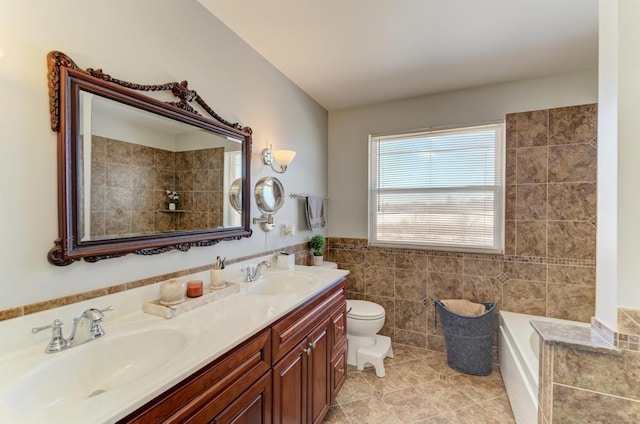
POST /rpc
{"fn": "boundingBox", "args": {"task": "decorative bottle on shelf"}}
[168,203,176,211]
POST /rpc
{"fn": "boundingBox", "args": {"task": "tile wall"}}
[538,340,640,423]
[90,136,224,238]
[326,103,598,354]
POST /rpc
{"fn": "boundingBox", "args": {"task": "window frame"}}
[368,121,505,254]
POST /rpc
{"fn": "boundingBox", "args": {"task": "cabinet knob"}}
[337,325,345,332]
[337,368,344,374]
[310,340,317,350]
[304,347,311,356]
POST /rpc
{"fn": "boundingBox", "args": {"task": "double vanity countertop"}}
[0,263,349,423]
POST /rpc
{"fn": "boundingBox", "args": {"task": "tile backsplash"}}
[327,103,598,353]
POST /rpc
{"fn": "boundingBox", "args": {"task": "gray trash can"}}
[435,300,496,376]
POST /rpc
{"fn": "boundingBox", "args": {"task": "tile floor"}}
[323,344,516,424]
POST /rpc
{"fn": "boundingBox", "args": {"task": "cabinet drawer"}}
[271,280,346,364]
[120,329,271,423]
[330,340,347,401]
[330,302,346,350]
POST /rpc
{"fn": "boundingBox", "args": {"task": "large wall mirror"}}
[47,51,252,265]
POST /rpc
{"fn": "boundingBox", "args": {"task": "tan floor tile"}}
[483,368,506,389]
[361,364,411,393]
[450,373,506,402]
[335,373,374,404]
[340,397,403,424]
[323,405,350,423]
[422,351,461,376]
[383,387,441,422]
[384,343,429,365]
[393,358,440,385]
[416,415,453,424]
[443,395,515,424]
[414,379,476,413]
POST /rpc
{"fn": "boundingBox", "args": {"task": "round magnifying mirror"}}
[254,176,285,213]
[229,178,243,213]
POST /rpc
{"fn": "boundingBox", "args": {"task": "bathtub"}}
[498,311,589,424]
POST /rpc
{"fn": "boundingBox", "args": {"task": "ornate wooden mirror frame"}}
[47,51,252,266]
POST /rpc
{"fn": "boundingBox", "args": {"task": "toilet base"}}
[348,335,393,377]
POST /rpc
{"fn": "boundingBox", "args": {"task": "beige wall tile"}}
[503,261,547,282]
[503,280,546,316]
[394,252,427,269]
[428,256,463,274]
[461,275,502,306]
[516,220,547,257]
[548,221,596,260]
[395,300,427,333]
[428,272,463,301]
[516,184,547,220]
[552,384,640,423]
[517,110,549,148]
[553,346,640,400]
[547,182,596,221]
[548,264,595,286]
[505,113,517,150]
[365,266,395,297]
[548,144,597,183]
[517,146,548,184]
[547,284,595,322]
[396,329,427,349]
[549,104,597,145]
[395,268,427,301]
[506,149,517,184]
[463,258,503,277]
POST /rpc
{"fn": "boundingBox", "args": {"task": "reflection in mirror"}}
[229,178,243,214]
[81,93,243,241]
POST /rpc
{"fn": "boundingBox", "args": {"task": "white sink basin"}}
[249,273,317,295]
[4,327,186,412]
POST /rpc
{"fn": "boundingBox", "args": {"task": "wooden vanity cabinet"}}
[119,329,272,424]
[271,281,346,424]
[118,279,346,424]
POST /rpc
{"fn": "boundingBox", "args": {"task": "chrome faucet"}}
[241,260,272,282]
[32,306,113,353]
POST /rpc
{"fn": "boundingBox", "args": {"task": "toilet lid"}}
[347,300,385,320]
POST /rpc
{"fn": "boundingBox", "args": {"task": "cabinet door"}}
[330,303,346,350]
[308,317,331,424]
[210,371,272,424]
[331,340,347,402]
[273,338,308,424]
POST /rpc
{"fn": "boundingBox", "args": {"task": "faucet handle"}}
[32,319,68,353]
[100,306,114,314]
[32,319,64,334]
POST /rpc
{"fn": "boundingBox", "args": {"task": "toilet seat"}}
[347,300,385,320]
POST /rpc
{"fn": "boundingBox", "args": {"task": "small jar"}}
[186,280,203,298]
[159,279,186,305]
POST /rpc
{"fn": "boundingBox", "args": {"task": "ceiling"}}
[198,0,598,111]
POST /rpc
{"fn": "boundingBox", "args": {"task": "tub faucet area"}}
[31,306,113,353]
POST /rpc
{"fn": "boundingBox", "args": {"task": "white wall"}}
[597,0,619,328]
[328,69,598,238]
[597,0,640,324]
[0,0,327,309]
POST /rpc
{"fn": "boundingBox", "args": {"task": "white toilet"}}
[346,299,394,377]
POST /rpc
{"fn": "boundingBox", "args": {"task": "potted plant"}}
[309,234,326,266]
[165,190,180,211]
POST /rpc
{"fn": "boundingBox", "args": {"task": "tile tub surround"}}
[327,102,598,353]
[323,343,515,424]
[534,320,640,423]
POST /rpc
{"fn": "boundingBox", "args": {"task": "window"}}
[368,123,504,253]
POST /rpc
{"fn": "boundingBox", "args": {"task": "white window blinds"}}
[369,123,504,253]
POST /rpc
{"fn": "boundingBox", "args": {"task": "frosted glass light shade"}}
[272,149,296,167]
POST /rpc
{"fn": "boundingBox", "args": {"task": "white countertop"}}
[0,262,348,423]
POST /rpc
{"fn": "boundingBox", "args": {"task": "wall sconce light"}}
[261,144,296,174]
